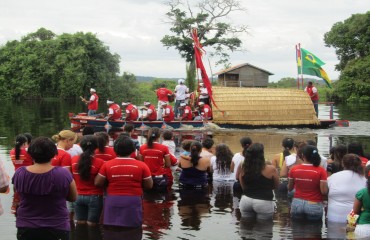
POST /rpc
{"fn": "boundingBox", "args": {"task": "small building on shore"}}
[215,63,273,87]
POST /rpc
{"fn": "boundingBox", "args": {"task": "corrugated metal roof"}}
[214,63,274,75]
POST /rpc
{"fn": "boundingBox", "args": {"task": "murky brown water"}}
[0,101,369,239]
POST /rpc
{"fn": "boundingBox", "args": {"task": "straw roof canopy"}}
[212,87,320,126]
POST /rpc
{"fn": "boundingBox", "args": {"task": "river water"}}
[0,100,369,240]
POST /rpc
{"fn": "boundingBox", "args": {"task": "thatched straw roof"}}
[212,87,320,126]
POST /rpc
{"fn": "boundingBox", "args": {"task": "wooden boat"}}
[69,113,347,132]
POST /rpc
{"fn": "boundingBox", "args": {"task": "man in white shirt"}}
[174,79,189,117]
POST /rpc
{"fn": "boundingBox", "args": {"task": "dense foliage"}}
[0,28,120,99]
[324,12,370,102]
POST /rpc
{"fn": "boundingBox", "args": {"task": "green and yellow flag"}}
[299,48,332,88]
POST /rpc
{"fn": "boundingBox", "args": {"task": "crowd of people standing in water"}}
[81,81,213,123]
[0,125,369,240]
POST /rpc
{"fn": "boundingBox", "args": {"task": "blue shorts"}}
[290,198,323,221]
[74,195,103,223]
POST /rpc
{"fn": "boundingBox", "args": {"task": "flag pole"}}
[295,44,300,89]
[298,43,304,89]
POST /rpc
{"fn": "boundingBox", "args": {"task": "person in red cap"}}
[161,102,174,122]
[106,99,122,121]
[122,101,138,121]
[81,88,99,116]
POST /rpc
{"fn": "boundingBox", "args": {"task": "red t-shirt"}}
[289,164,327,202]
[10,148,33,170]
[125,104,138,121]
[51,148,72,169]
[94,146,117,161]
[88,93,99,110]
[147,105,157,121]
[72,156,104,195]
[182,106,193,120]
[201,104,213,119]
[109,103,122,120]
[163,105,174,122]
[360,156,369,167]
[156,88,173,102]
[139,143,170,176]
[98,158,151,196]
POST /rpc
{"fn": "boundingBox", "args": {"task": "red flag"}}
[191,28,219,109]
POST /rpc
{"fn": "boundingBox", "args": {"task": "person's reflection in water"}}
[142,191,175,240]
[71,224,102,240]
[103,226,143,240]
[291,219,323,239]
[239,218,273,239]
[178,188,211,230]
[326,221,347,239]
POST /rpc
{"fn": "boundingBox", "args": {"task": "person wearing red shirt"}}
[51,130,77,171]
[95,135,153,227]
[288,145,328,221]
[122,101,138,121]
[304,81,319,117]
[81,88,99,116]
[106,99,122,121]
[138,127,171,191]
[10,134,33,215]
[140,101,157,121]
[94,132,117,161]
[71,135,104,226]
[161,102,175,122]
[179,102,193,121]
[156,83,173,120]
[198,102,213,121]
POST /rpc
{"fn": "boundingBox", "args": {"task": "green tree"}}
[161,0,247,91]
[324,12,370,102]
[268,77,296,88]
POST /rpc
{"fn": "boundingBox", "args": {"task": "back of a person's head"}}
[95,132,109,151]
[123,124,135,133]
[240,137,252,149]
[243,143,265,176]
[348,142,365,157]
[334,144,347,162]
[244,143,264,162]
[301,145,321,167]
[282,138,294,150]
[52,130,77,143]
[190,141,202,166]
[202,138,214,150]
[160,83,166,88]
[147,127,160,148]
[14,134,28,160]
[114,135,135,157]
[162,130,173,141]
[82,126,95,136]
[342,153,364,175]
[80,135,98,152]
[306,139,317,147]
[181,140,193,152]
[28,137,57,164]
[23,133,33,145]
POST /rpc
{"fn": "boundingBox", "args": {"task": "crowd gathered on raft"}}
[0,81,369,240]
[81,79,213,123]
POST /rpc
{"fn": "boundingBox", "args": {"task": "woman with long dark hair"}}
[138,127,171,191]
[353,165,370,237]
[238,143,279,220]
[94,132,116,161]
[288,145,328,221]
[12,137,77,240]
[71,135,104,226]
[272,137,295,172]
[179,141,211,189]
[328,154,365,223]
[326,144,347,176]
[211,144,233,181]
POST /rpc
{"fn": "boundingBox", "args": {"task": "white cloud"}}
[0,0,369,81]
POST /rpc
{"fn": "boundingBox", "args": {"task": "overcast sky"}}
[1,0,369,82]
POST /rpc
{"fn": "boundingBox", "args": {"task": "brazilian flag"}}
[300,48,332,88]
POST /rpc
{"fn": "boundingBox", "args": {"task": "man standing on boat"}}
[304,81,319,117]
[122,101,139,122]
[198,83,210,106]
[106,99,122,121]
[81,88,99,116]
[161,102,175,122]
[155,83,173,120]
[140,101,157,121]
[174,79,189,118]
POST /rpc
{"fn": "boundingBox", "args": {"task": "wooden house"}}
[215,63,273,87]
